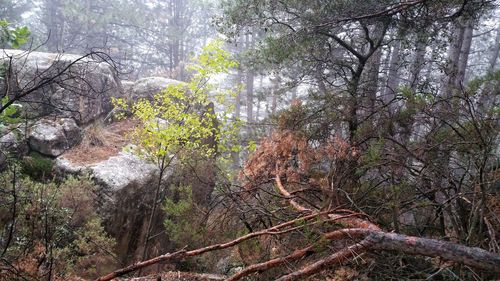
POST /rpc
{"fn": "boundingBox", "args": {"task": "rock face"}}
[55,150,172,263]
[55,148,167,192]
[131,76,183,101]
[0,49,124,124]
[90,151,161,191]
[28,118,82,157]
[0,127,27,168]
[121,80,135,95]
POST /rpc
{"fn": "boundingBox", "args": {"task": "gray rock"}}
[0,125,28,168]
[131,76,184,101]
[0,153,6,169]
[215,255,244,276]
[54,157,86,174]
[55,148,173,262]
[121,80,134,95]
[0,49,124,124]
[0,130,18,151]
[28,118,82,157]
[228,266,244,276]
[90,150,160,191]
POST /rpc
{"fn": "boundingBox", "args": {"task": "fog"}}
[4,0,219,80]
[1,1,500,280]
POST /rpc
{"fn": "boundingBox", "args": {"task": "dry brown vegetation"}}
[63,118,139,165]
[116,271,225,281]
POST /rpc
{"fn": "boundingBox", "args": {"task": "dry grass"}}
[63,118,139,165]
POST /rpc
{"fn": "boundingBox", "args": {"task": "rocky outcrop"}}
[0,49,124,124]
[0,126,27,168]
[91,151,162,191]
[55,149,166,191]
[28,118,82,157]
[55,149,172,263]
[121,80,134,95]
[130,76,183,101]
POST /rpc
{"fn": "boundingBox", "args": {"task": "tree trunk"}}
[362,24,385,116]
[363,48,382,115]
[384,31,402,112]
[291,86,297,101]
[271,75,280,115]
[409,32,427,90]
[45,0,63,52]
[488,23,500,72]
[97,227,500,281]
[255,76,263,121]
[245,34,254,124]
[443,21,466,97]
[140,157,167,263]
[231,67,243,169]
[456,19,473,86]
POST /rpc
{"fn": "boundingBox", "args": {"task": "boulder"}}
[0,129,19,152]
[130,76,183,101]
[90,150,161,191]
[55,150,173,263]
[54,156,85,174]
[0,49,124,124]
[0,130,17,168]
[215,255,244,276]
[0,127,28,158]
[54,149,165,203]
[28,118,82,157]
[0,125,28,168]
[121,80,135,95]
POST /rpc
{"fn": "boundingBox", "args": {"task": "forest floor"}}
[117,271,225,281]
[115,267,368,281]
[63,118,139,165]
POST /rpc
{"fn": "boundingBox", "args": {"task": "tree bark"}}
[270,75,280,115]
[409,32,427,90]
[45,0,63,52]
[456,19,473,86]
[363,48,382,115]
[488,23,500,72]
[384,31,402,111]
[443,21,466,97]
[275,236,376,281]
[96,226,500,281]
[245,34,254,124]
[231,66,243,169]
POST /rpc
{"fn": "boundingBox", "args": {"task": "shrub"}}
[0,173,117,280]
[21,151,53,180]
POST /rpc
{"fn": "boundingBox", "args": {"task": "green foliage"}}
[0,20,28,127]
[57,217,116,278]
[0,173,116,279]
[163,184,205,248]
[113,39,240,164]
[0,95,22,124]
[0,19,30,48]
[21,151,54,180]
[246,140,257,153]
[467,70,500,94]
[363,138,384,164]
[399,85,435,108]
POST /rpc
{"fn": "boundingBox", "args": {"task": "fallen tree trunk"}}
[275,236,377,281]
[95,250,187,281]
[95,175,500,280]
[369,230,500,273]
[95,227,500,281]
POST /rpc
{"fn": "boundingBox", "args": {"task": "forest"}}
[0,0,499,280]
